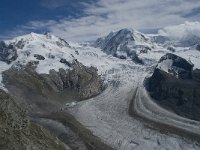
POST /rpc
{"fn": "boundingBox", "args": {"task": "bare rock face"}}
[68,61,103,99]
[0,90,69,150]
[60,58,71,67]
[0,41,18,64]
[146,54,200,121]
[34,54,45,60]
[45,60,104,99]
[14,39,26,49]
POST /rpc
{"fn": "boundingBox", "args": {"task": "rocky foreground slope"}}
[0,89,69,150]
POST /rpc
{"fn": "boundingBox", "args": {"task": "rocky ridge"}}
[146,53,200,121]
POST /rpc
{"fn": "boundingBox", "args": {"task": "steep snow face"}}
[156,53,193,79]
[94,28,155,64]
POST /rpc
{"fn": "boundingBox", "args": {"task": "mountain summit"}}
[94,28,154,64]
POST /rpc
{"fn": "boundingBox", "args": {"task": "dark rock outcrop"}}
[167,46,176,52]
[0,41,18,64]
[158,53,193,79]
[46,60,103,99]
[34,54,45,60]
[127,50,143,64]
[48,53,55,59]
[146,54,200,121]
[60,58,71,67]
[195,44,200,51]
[14,39,26,49]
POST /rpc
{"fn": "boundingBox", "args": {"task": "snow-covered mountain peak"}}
[95,28,152,49]
[94,28,155,64]
[0,32,77,80]
[6,32,70,49]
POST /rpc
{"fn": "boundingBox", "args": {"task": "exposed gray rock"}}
[75,50,79,55]
[127,50,143,64]
[68,61,103,99]
[113,53,127,59]
[0,41,18,64]
[48,53,55,59]
[140,49,148,54]
[47,60,104,99]
[167,46,176,52]
[34,54,45,60]
[56,39,70,48]
[60,58,71,67]
[14,39,26,49]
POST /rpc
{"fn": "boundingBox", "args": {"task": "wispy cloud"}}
[40,0,69,9]
[3,0,200,41]
[40,0,96,10]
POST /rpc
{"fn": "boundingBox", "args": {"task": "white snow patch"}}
[157,59,173,73]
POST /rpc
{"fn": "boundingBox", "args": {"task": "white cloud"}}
[159,21,200,41]
[5,0,200,41]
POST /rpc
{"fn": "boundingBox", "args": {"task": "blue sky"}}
[1,0,200,41]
